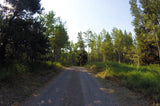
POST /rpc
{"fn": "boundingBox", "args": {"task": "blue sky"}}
[41,0,134,42]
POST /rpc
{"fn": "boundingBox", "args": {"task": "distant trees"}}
[65,32,88,66]
[112,28,134,63]
[67,28,134,65]
[67,41,78,65]
[112,28,124,63]
[102,31,114,62]
[83,29,93,62]
[79,28,134,64]
[77,32,88,66]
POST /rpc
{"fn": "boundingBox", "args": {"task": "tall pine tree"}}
[130,0,160,64]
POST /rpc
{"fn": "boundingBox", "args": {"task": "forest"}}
[0,0,160,104]
[0,0,160,69]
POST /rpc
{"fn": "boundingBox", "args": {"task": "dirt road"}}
[24,67,119,106]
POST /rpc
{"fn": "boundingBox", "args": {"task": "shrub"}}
[15,63,27,74]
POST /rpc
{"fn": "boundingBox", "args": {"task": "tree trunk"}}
[154,15,160,62]
[118,51,121,63]
[88,46,89,62]
[155,33,160,60]
[103,53,106,62]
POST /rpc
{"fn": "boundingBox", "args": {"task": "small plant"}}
[105,63,112,72]
[15,63,27,74]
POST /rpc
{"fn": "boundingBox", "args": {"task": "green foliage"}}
[76,32,88,66]
[39,11,56,37]
[15,63,28,74]
[102,31,114,62]
[112,28,134,63]
[39,11,69,62]
[77,50,88,66]
[65,41,79,65]
[0,61,63,83]
[0,0,70,66]
[129,0,160,64]
[0,0,68,85]
[82,28,134,64]
[83,29,93,62]
[0,0,49,64]
[0,63,29,83]
[81,0,160,65]
[86,62,160,101]
[77,32,85,51]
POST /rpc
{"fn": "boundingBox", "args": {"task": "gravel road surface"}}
[24,67,119,106]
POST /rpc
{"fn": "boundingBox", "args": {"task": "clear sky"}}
[41,0,134,42]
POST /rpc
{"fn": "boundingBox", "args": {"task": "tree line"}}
[0,0,159,67]
[67,0,160,66]
[67,28,134,65]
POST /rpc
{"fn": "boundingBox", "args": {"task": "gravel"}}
[24,67,119,106]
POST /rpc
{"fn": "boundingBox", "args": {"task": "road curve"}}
[24,67,119,106]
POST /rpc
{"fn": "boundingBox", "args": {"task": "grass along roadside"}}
[0,61,64,106]
[85,62,160,104]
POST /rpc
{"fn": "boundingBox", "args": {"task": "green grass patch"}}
[86,62,160,102]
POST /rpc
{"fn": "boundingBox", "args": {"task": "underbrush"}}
[0,61,63,82]
[60,62,75,67]
[0,61,64,105]
[86,62,160,103]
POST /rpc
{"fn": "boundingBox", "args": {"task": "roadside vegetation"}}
[86,62,160,103]
[0,0,160,105]
[0,0,68,105]
[0,61,64,105]
[0,61,63,83]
